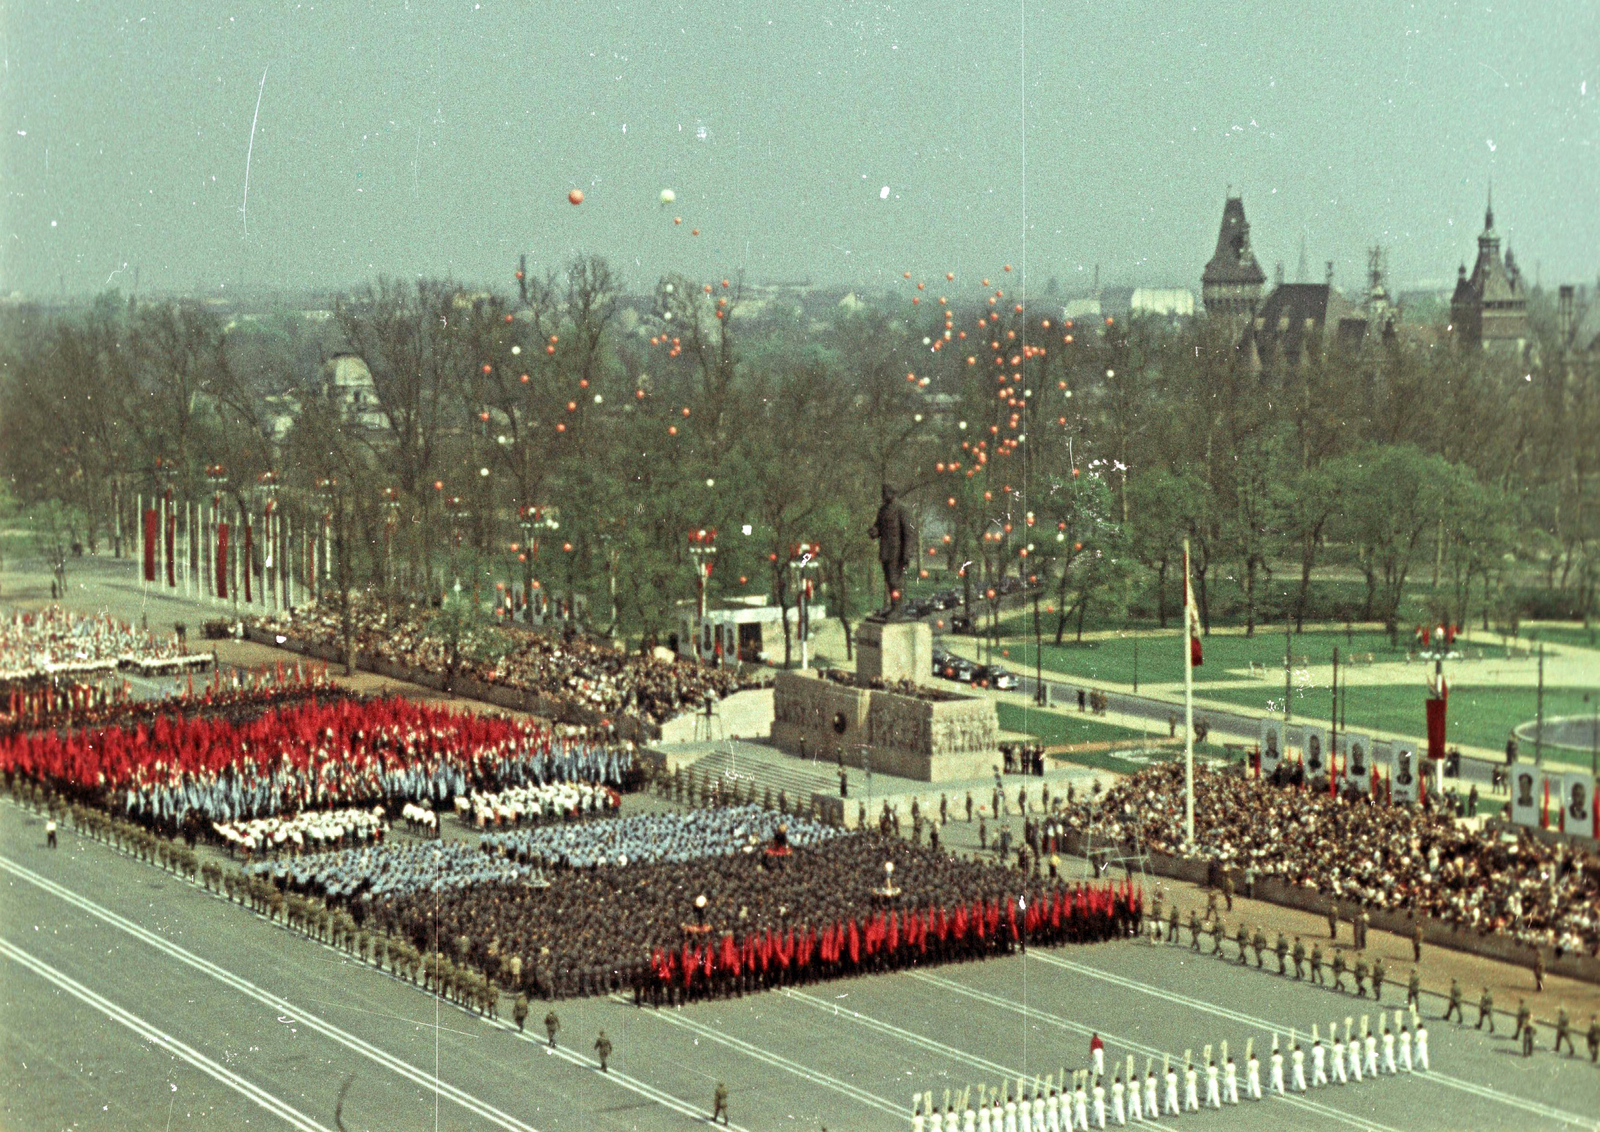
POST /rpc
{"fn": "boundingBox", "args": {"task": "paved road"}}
[3,802,1596,1131]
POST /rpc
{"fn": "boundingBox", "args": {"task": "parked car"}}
[973,664,1018,690]
[939,656,978,683]
[950,612,975,635]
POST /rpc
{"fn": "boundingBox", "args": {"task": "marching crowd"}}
[478,805,840,869]
[246,597,765,727]
[214,805,388,857]
[454,781,620,829]
[245,840,541,902]
[0,606,205,685]
[343,824,1139,1001]
[1063,762,1600,956]
[0,694,635,834]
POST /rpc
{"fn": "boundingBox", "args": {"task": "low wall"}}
[243,626,661,744]
[771,669,999,782]
[1063,828,1600,987]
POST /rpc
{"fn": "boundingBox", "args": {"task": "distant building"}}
[1448,194,1528,355]
[1247,280,1359,373]
[321,353,388,432]
[1129,287,1195,319]
[1557,284,1600,356]
[1201,195,1267,318]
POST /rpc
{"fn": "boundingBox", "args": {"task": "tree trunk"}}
[1155,559,1169,628]
[1294,532,1315,634]
[1075,597,1089,642]
[1243,556,1257,638]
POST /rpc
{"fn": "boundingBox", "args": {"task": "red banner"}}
[142,509,158,582]
[216,522,230,600]
[243,524,254,603]
[165,508,176,588]
[1426,695,1447,762]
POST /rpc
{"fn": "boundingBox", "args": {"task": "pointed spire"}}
[1485,182,1495,233]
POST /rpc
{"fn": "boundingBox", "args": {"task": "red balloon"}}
[568,189,584,205]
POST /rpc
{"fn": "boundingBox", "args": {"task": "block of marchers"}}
[855,618,932,687]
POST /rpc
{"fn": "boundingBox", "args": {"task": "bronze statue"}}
[868,483,912,618]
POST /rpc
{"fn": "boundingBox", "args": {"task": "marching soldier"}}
[1292,936,1306,980]
[712,1081,729,1125]
[1150,889,1164,941]
[544,1010,561,1048]
[1352,956,1368,998]
[1327,898,1339,941]
[1168,902,1180,946]
[1211,916,1225,957]
[1220,872,1234,912]
[978,815,988,851]
[1331,948,1346,992]
[1406,968,1421,1010]
[594,1029,612,1072]
[1554,1008,1574,1056]
[1252,927,1267,969]
[1275,932,1289,975]
[1411,920,1424,963]
[1476,986,1495,1032]
[1371,957,1386,1003]
[965,790,974,822]
[1522,1016,1537,1057]
[1236,921,1250,965]
[1357,908,1371,950]
[1188,908,1203,951]
[1513,999,1532,1045]
[512,993,529,1032]
[1533,948,1546,992]
[1586,1014,1599,1063]
[1444,979,1464,1023]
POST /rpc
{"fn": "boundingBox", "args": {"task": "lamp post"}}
[380,486,400,619]
[205,463,229,610]
[688,528,717,664]
[256,470,280,612]
[790,542,822,670]
[518,505,557,624]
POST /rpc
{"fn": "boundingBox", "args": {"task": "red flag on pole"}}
[143,508,159,582]
[216,522,230,599]
[1425,693,1447,762]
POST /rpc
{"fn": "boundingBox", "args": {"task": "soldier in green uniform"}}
[1220,872,1234,912]
[1411,920,1424,963]
[1331,948,1346,992]
[1327,898,1339,941]
[594,1029,613,1072]
[1586,1015,1598,1063]
[1252,928,1267,969]
[1533,948,1546,992]
[1521,1016,1537,1057]
[1371,958,1385,1003]
[1309,943,1324,985]
[1167,904,1179,946]
[712,1081,730,1124]
[1513,999,1531,1045]
[1476,987,1495,1032]
[1150,890,1164,941]
[1236,922,1250,965]
[1406,968,1421,1010]
[1554,1008,1574,1056]
[1189,909,1203,952]
[545,1010,561,1048]
[1291,937,1306,980]
[1352,957,1368,997]
[1275,932,1289,975]
[513,993,529,1032]
[1444,979,1464,1023]
[1211,916,1225,957]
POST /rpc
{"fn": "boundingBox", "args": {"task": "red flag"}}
[216,522,230,599]
[847,920,860,965]
[1425,694,1447,762]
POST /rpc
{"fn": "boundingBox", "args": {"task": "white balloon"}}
[660,188,676,205]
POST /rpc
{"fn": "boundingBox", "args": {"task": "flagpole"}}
[1183,538,1195,851]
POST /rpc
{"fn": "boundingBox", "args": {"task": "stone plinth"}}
[855,619,932,687]
[770,669,999,782]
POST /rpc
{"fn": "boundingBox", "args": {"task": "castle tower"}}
[1449,191,1527,354]
[1201,195,1267,319]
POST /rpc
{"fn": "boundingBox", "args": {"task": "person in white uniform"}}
[1381,1025,1397,1075]
[1291,1041,1307,1092]
[1222,1042,1239,1105]
[1364,1020,1379,1079]
[1142,1062,1159,1122]
[1005,1089,1019,1132]
[1125,1059,1144,1123]
[1312,1035,1328,1087]
[1162,1058,1180,1116]
[1091,1077,1106,1130]
[1045,1081,1061,1132]
[1332,1024,1347,1085]
[1073,1073,1089,1132]
[1399,1022,1413,1073]
[914,1094,927,1132]
[1246,1040,1263,1100]
[1415,1019,1430,1071]
[1182,1055,1199,1113]
[1269,1037,1286,1096]
[1111,1072,1126,1126]
[979,1091,993,1132]
[1204,1050,1221,1109]
[1349,1018,1364,1082]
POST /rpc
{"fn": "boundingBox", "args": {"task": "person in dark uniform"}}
[45,819,58,849]
[1554,1009,1574,1056]
[1274,932,1289,975]
[513,994,529,1031]
[1252,928,1266,968]
[1533,948,1546,992]
[1331,948,1346,991]
[1371,958,1385,1002]
[1406,968,1421,1010]
[545,1010,560,1048]
[1326,899,1339,941]
[1189,910,1203,952]
[1513,999,1531,1045]
[1291,937,1305,980]
[1309,943,1323,985]
[1411,921,1424,963]
[1586,1015,1599,1063]
[712,1081,729,1124]
[1476,987,1495,1032]
[594,1029,612,1072]
[1352,957,1368,997]
[1444,979,1463,1023]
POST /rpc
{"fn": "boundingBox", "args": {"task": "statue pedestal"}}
[855,619,932,686]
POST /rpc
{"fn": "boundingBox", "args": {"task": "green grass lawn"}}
[1523,625,1600,652]
[987,628,1413,688]
[995,701,1236,775]
[1197,681,1600,764]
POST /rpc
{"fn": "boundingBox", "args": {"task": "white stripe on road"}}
[780,987,1017,1079]
[1028,949,1597,1130]
[0,937,334,1132]
[0,853,543,1132]
[912,969,1411,1132]
[617,994,906,1118]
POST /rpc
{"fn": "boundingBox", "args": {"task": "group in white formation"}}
[910,1010,1431,1130]
[454,780,617,828]
[213,805,387,856]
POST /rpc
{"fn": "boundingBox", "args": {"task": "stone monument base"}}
[855,619,932,687]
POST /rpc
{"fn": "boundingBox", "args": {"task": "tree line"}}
[2,260,1595,658]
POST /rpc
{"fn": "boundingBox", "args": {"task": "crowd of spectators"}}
[1,606,208,686]
[246,597,765,727]
[1062,762,1600,956]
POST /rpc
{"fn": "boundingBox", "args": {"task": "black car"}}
[938,656,978,682]
[973,664,1018,691]
[950,611,975,635]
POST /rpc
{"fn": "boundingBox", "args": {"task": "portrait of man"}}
[1307,732,1323,772]
[1396,748,1413,787]
[1517,773,1534,809]
[1350,741,1367,778]
[1265,729,1279,760]
[1569,782,1589,823]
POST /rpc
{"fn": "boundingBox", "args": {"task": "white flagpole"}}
[1183,537,1196,851]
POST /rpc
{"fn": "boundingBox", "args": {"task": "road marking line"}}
[0,937,333,1132]
[1028,949,1597,1129]
[0,854,543,1132]
[912,969,1410,1132]
[780,987,1016,1078]
[617,994,905,1117]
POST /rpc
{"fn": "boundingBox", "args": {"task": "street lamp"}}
[205,463,229,607]
[256,470,280,611]
[518,505,557,623]
[687,528,718,664]
[790,542,822,670]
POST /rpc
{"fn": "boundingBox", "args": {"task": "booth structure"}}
[677,598,823,666]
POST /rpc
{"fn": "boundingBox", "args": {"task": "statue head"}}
[881,483,897,503]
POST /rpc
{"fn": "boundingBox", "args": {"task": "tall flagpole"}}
[1183,538,1195,851]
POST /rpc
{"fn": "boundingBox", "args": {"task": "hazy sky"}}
[3,1,1595,300]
